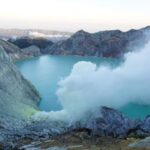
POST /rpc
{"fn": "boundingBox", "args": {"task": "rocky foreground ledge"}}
[1,106,150,149]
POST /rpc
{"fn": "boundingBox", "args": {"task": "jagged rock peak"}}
[72,29,89,36]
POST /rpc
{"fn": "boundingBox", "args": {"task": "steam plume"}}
[33,35,150,122]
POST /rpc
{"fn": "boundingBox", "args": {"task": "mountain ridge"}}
[1,26,150,61]
[47,26,150,58]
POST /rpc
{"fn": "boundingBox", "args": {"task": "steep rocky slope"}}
[0,39,45,61]
[0,45,40,119]
[0,39,22,60]
[48,26,150,58]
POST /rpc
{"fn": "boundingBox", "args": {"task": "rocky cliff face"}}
[0,38,45,61]
[9,37,54,54]
[0,39,23,60]
[0,46,40,120]
[48,26,150,58]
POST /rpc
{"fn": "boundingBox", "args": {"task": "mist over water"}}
[33,36,150,122]
[17,56,115,112]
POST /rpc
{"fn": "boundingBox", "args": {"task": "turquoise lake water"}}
[16,55,150,119]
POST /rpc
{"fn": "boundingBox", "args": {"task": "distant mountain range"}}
[0,29,73,42]
[0,26,150,60]
[47,26,150,58]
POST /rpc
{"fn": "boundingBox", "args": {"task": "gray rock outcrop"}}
[67,107,150,139]
[86,107,134,138]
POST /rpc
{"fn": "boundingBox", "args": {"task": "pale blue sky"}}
[0,0,149,32]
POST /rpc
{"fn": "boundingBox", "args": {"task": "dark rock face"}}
[87,107,150,138]
[9,37,54,54]
[85,107,134,138]
[143,116,150,131]
[122,116,150,138]
[65,107,150,139]
[48,27,150,58]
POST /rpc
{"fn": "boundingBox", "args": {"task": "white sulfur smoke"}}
[33,36,150,122]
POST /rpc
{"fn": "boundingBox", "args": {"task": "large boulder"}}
[84,107,134,138]
[85,107,150,138]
